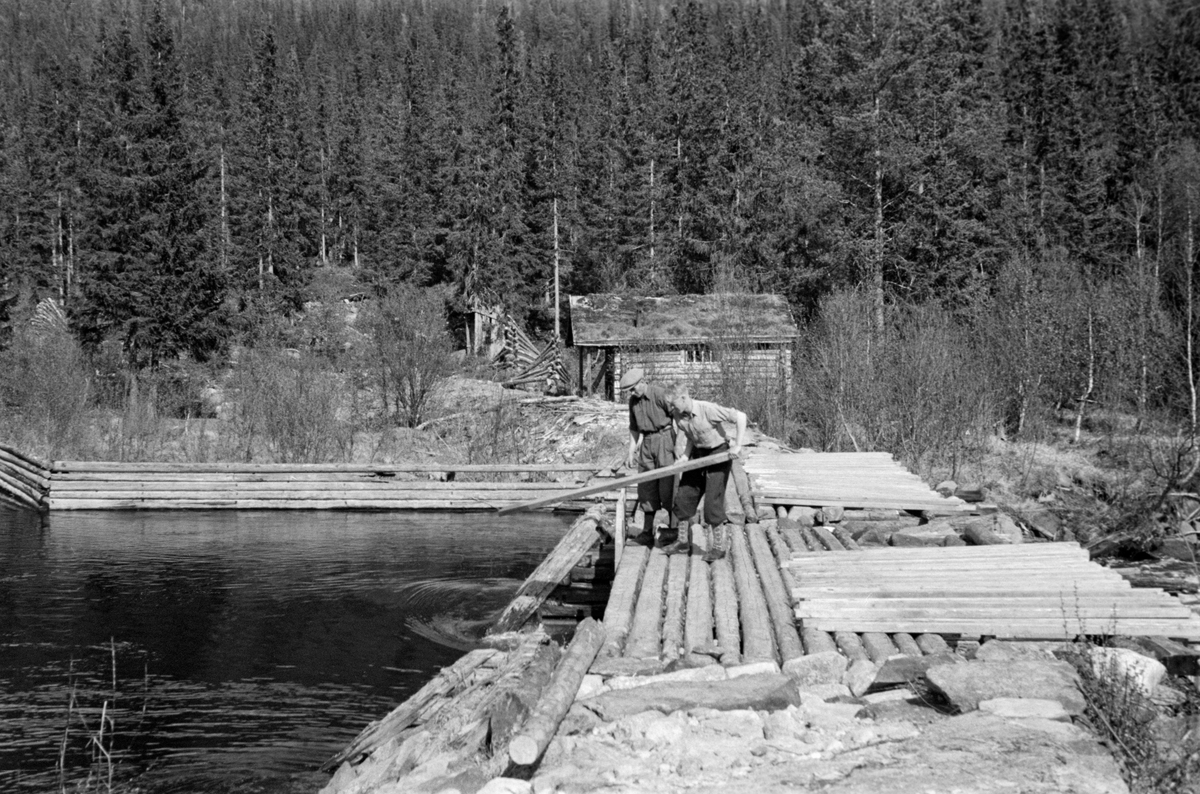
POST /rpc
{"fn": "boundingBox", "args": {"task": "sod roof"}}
[568,293,798,347]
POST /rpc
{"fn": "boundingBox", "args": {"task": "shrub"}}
[360,283,455,428]
[0,324,91,456]
[226,347,353,463]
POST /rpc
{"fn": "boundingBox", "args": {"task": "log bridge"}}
[324,448,1200,791]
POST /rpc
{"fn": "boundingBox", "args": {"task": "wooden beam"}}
[491,506,607,633]
[498,452,734,515]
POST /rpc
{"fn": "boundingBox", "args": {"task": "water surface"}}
[0,505,572,792]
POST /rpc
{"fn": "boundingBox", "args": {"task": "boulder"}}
[1089,647,1166,697]
[871,653,958,689]
[925,660,1086,714]
[580,673,803,721]
[782,650,848,688]
[728,660,782,678]
[935,480,958,497]
[844,658,879,697]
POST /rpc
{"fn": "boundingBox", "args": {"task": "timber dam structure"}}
[5,440,1200,792]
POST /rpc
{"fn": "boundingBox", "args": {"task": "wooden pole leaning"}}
[497,451,735,515]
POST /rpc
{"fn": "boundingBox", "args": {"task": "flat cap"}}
[618,367,645,389]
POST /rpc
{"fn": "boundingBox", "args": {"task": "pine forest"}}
[2,0,1200,469]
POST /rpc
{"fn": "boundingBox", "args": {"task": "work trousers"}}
[672,442,731,527]
[635,427,676,519]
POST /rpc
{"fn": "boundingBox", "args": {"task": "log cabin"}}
[568,293,798,400]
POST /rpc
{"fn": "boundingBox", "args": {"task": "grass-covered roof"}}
[568,293,798,347]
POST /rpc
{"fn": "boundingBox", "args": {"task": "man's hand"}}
[677,454,689,465]
[728,444,741,459]
[626,453,636,469]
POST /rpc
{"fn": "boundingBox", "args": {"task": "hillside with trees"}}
[1,0,1199,545]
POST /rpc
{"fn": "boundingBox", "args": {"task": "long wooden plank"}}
[791,544,1087,558]
[498,452,734,515]
[491,506,607,633]
[799,617,1200,639]
[50,487,571,500]
[796,605,1192,619]
[793,588,1144,598]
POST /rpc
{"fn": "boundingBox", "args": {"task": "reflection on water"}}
[0,504,571,792]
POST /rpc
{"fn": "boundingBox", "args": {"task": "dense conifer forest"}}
[1,0,1199,450]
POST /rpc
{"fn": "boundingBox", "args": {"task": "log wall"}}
[2,454,620,511]
[592,344,793,401]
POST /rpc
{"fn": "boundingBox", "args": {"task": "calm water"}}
[0,504,572,793]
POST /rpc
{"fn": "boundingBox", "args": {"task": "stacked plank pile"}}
[0,443,49,510]
[789,543,1200,641]
[42,461,613,511]
[743,451,972,515]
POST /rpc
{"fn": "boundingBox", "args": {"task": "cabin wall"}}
[596,345,793,402]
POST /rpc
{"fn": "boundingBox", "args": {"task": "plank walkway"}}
[742,451,970,513]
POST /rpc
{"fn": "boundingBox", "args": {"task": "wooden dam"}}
[6,440,1200,792]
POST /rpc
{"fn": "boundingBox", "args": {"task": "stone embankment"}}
[323,636,1180,793]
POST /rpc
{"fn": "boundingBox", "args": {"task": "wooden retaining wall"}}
[0,454,622,511]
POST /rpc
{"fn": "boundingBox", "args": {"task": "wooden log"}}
[812,526,845,551]
[614,488,627,568]
[0,447,51,488]
[498,451,734,515]
[731,458,757,521]
[801,626,839,655]
[780,523,808,553]
[710,558,742,664]
[834,631,870,661]
[322,647,500,770]
[662,552,689,660]
[52,460,609,474]
[799,526,822,551]
[0,442,51,471]
[50,479,578,492]
[893,633,924,656]
[746,525,804,662]
[860,632,900,663]
[509,618,606,766]
[624,549,669,658]
[485,644,562,758]
[684,555,713,654]
[803,617,1200,639]
[764,524,798,593]
[598,545,649,660]
[46,497,616,511]
[728,525,776,663]
[491,506,608,634]
[0,469,42,508]
[831,526,861,551]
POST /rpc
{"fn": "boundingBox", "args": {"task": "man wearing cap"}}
[619,367,679,547]
[669,385,747,562]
